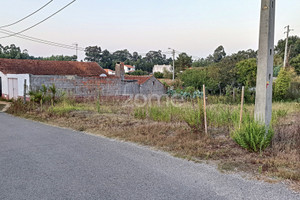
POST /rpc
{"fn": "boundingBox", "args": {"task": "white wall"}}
[153,65,172,74]
[0,71,30,99]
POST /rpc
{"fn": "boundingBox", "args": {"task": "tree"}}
[290,54,300,75]
[274,68,292,100]
[175,53,192,73]
[99,49,113,69]
[154,72,164,79]
[128,70,148,76]
[213,45,226,62]
[275,36,300,62]
[84,46,102,63]
[42,55,77,61]
[236,58,257,87]
[112,49,132,63]
[0,44,32,59]
[179,68,220,93]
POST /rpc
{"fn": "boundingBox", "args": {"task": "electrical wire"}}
[0,0,54,29]
[0,0,76,39]
[0,29,85,51]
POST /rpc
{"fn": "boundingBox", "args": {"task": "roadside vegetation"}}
[3,35,300,190]
[7,90,300,190]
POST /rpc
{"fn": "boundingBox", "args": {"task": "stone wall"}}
[140,76,166,95]
[30,75,141,97]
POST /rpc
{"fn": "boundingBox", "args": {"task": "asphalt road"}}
[0,113,299,200]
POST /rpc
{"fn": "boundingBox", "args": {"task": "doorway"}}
[8,78,18,99]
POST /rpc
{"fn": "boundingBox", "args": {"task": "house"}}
[0,59,166,99]
[104,69,115,75]
[153,65,173,74]
[0,58,107,99]
[124,65,135,73]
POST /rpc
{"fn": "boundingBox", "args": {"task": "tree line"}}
[1,34,299,99]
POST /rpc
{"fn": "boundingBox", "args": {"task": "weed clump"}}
[231,121,274,152]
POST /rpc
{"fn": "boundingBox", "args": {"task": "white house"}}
[124,65,135,73]
[153,65,173,74]
[0,71,29,100]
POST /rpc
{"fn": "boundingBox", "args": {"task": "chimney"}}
[115,62,125,80]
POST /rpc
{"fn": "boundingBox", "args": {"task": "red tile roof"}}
[0,58,107,76]
[104,69,115,73]
[125,75,152,85]
[124,65,134,69]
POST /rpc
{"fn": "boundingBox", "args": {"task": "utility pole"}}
[168,48,175,80]
[254,0,276,128]
[283,25,293,68]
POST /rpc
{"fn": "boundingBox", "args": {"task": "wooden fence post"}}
[239,86,245,129]
[203,85,208,135]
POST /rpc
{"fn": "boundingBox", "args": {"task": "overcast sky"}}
[0,0,299,60]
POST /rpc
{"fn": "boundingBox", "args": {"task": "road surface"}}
[0,113,299,200]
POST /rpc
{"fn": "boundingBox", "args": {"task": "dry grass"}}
[6,99,300,190]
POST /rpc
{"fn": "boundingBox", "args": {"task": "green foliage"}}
[0,44,33,59]
[29,84,59,104]
[41,55,77,61]
[154,72,164,79]
[273,66,281,77]
[213,45,226,63]
[84,46,102,63]
[274,68,292,100]
[231,121,274,152]
[236,58,257,87]
[179,68,219,93]
[128,70,148,76]
[290,54,300,75]
[275,36,300,60]
[175,53,193,73]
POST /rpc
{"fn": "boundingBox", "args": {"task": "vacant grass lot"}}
[7,98,300,190]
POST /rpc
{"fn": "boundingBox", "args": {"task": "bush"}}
[231,121,274,152]
[274,68,292,101]
[154,72,164,79]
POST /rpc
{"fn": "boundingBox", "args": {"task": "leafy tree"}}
[213,45,226,62]
[274,68,292,100]
[236,58,257,87]
[275,36,300,61]
[179,68,220,93]
[128,70,148,76]
[99,49,113,69]
[42,55,77,61]
[290,54,300,75]
[112,49,132,63]
[192,58,212,68]
[0,44,32,59]
[175,53,192,73]
[154,72,164,79]
[84,46,102,62]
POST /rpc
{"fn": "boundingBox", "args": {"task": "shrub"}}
[154,72,164,79]
[274,68,292,101]
[231,121,274,152]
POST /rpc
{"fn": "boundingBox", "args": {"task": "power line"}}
[0,0,76,39]
[0,29,85,51]
[0,0,54,29]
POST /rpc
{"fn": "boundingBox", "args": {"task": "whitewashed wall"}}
[0,71,30,99]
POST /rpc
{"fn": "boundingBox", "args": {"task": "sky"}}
[0,0,300,61]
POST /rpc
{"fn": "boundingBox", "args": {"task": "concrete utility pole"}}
[254,0,276,127]
[169,48,176,80]
[283,25,293,68]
